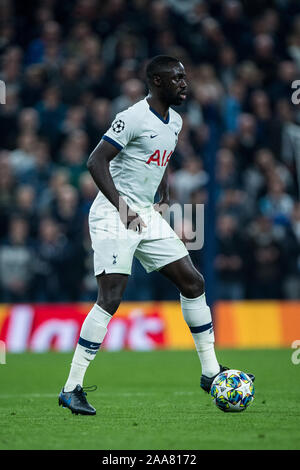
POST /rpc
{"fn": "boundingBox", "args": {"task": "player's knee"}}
[180,272,205,298]
[96,296,121,315]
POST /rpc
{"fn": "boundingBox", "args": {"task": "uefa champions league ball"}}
[210,369,255,412]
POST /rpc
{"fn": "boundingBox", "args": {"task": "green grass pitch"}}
[0,349,299,450]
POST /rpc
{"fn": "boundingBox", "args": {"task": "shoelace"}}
[83,385,97,393]
[75,385,97,404]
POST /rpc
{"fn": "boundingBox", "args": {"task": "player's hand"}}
[119,206,147,233]
[127,213,147,233]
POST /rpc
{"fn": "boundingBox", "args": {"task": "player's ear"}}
[153,74,162,87]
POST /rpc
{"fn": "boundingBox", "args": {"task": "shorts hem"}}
[94,268,131,276]
[144,251,189,273]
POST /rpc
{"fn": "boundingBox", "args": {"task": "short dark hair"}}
[145,55,180,85]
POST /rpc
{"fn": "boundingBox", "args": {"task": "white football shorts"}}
[88,206,189,275]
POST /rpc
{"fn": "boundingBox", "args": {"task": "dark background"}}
[0,0,300,304]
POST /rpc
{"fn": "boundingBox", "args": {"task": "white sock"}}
[64,304,112,392]
[180,292,220,377]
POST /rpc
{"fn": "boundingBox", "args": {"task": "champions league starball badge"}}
[112,119,125,133]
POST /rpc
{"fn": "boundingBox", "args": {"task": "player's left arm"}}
[154,166,170,214]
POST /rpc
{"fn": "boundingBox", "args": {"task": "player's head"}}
[146,55,187,106]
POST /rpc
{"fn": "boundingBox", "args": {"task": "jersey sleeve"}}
[177,114,183,135]
[102,109,139,151]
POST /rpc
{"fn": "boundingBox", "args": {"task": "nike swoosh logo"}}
[150,134,158,138]
[62,396,71,406]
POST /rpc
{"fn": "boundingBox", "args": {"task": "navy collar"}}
[149,105,170,124]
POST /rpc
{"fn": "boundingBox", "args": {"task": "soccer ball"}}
[210,369,255,412]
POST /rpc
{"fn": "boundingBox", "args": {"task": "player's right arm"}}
[87,139,146,232]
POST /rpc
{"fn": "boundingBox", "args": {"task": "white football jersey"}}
[90,97,182,214]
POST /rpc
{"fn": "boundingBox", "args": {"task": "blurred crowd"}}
[0,0,300,302]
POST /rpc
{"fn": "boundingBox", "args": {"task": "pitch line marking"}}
[0,391,198,399]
